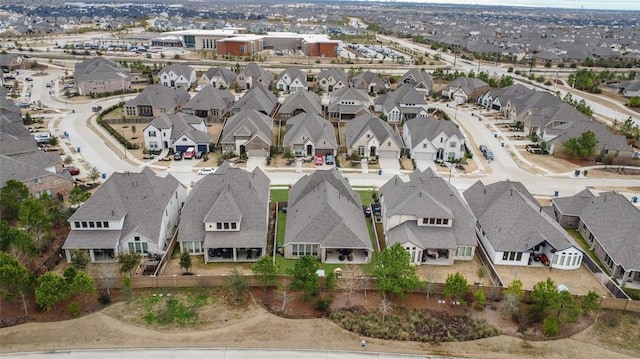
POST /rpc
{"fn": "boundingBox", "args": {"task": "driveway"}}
[414,159,436,172]
[247,157,267,170]
[378,158,401,174]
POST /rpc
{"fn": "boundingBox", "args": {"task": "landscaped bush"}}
[329,306,500,343]
[67,301,81,316]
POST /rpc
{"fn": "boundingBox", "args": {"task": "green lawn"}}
[276,211,286,249]
[565,228,608,273]
[356,189,377,206]
[270,189,289,202]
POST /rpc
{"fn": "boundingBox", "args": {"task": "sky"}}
[376,0,640,11]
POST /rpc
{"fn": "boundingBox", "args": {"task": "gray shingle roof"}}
[239,62,274,85]
[545,120,633,152]
[380,168,476,249]
[202,66,237,85]
[64,167,184,249]
[278,67,307,84]
[463,180,580,253]
[231,83,277,114]
[178,165,270,249]
[553,191,640,271]
[159,64,195,80]
[316,68,348,85]
[125,84,190,111]
[328,87,370,114]
[283,112,337,150]
[405,116,464,144]
[285,170,372,250]
[442,77,489,96]
[345,113,403,150]
[399,68,434,92]
[220,108,273,146]
[381,85,427,113]
[0,154,71,188]
[74,57,130,83]
[279,90,322,116]
[183,86,235,112]
[147,113,211,145]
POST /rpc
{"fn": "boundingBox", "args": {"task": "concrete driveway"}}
[378,158,401,174]
[247,157,267,170]
[414,159,436,172]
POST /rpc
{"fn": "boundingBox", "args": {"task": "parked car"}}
[34,133,52,144]
[4,75,15,80]
[479,144,487,154]
[25,76,33,81]
[198,167,215,175]
[195,151,204,159]
[315,154,324,166]
[66,167,80,176]
[183,147,196,159]
[484,150,494,161]
[173,151,183,160]
[142,154,155,160]
[325,153,334,165]
[91,105,102,112]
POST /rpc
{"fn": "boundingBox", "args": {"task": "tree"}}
[225,268,249,304]
[116,252,141,277]
[562,131,598,160]
[542,315,559,336]
[69,186,91,207]
[476,265,486,284]
[63,266,78,284]
[35,272,69,311]
[613,117,640,140]
[444,272,471,305]
[179,251,192,273]
[0,220,34,262]
[0,252,34,316]
[70,249,89,270]
[373,243,421,299]
[378,295,393,322]
[122,276,133,303]
[252,255,277,293]
[556,290,582,323]
[530,277,559,322]
[474,287,486,310]
[424,272,435,301]
[275,283,293,313]
[131,125,136,138]
[581,291,601,314]
[0,180,30,220]
[325,271,337,293]
[288,255,320,301]
[338,264,363,303]
[629,96,640,108]
[71,271,96,308]
[88,167,101,183]
[19,197,52,253]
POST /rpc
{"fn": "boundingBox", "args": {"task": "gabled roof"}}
[380,168,476,249]
[278,67,307,84]
[159,63,195,79]
[283,112,337,149]
[221,108,273,146]
[0,154,71,188]
[74,57,130,83]
[328,87,371,114]
[552,191,640,271]
[352,70,383,86]
[64,168,184,249]
[345,113,403,150]
[178,165,270,248]
[405,116,464,144]
[382,85,427,113]
[400,68,434,92]
[231,83,277,114]
[202,66,237,84]
[285,170,372,250]
[545,120,633,152]
[125,84,190,110]
[279,90,322,116]
[183,86,235,112]
[463,180,580,253]
[442,77,489,96]
[316,68,348,84]
[147,113,211,144]
[239,62,274,84]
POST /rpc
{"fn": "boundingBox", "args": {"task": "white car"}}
[198,167,215,175]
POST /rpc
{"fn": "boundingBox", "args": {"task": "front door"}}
[306,144,313,156]
[370,146,377,157]
[239,145,246,155]
[436,148,444,161]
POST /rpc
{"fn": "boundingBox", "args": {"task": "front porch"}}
[323,248,370,264]
[205,247,263,263]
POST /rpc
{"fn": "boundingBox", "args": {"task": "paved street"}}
[0,349,457,359]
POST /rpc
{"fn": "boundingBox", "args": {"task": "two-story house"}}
[403,116,466,162]
[441,77,490,104]
[236,62,273,90]
[62,168,186,263]
[199,66,237,89]
[177,162,270,262]
[315,68,348,93]
[327,87,371,121]
[143,113,211,153]
[399,68,433,94]
[181,85,235,122]
[374,85,428,123]
[379,168,477,265]
[220,109,273,157]
[276,67,308,93]
[158,64,196,89]
[74,57,131,96]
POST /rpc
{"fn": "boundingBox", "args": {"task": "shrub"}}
[98,293,112,305]
[314,297,333,314]
[542,316,559,336]
[474,288,486,310]
[67,301,81,316]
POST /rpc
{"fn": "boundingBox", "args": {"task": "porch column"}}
[65,249,72,263]
[89,250,96,262]
[233,249,237,262]
[621,270,631,287]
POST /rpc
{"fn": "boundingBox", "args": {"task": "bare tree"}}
[360,275,371,298]
[338,264,363,304]
[275,283,294,313]
[378,295,393,322]
[99,265,118,297]
[424,272,435,301]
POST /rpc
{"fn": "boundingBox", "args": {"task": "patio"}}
[324,248,370,264]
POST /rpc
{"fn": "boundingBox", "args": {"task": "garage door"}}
[413,152,435,161]
[377,151,398,159]
[315,149,333,156]
[175,145,190,152]
[197,144,208,152]
[247,149,266,157]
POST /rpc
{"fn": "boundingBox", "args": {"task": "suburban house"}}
[551,190,640,287]
[345,113,403,159]
[399,68,434,94]
[199,66,237,89]
[477,83,532,111]
[283,112,337,158]
[276,67,308,92]
[379,168,477,265]
[1,90,38,156]
[177,163,270,262]
[0,153,74,201]
[616,80,640,98]
[315,68,348,93]
[374,85,428,123]
[220,108,273,157]
[229,83,277,116]
[74,57,131,96]
[143,113,211,153]
[327,87,371,121]
[543,120,635,159]
[236,62,274,90]
[284,170,373,263]
[464,180,583,270]
[277,90,322,119]
[441,77,490,104]
[158,64,196,89]
[62,167,186,263]
[0,53,25,72]
[181,85,235,122]
[403,116,466,162]
[351,70,388,94]
[124,84,190,118]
